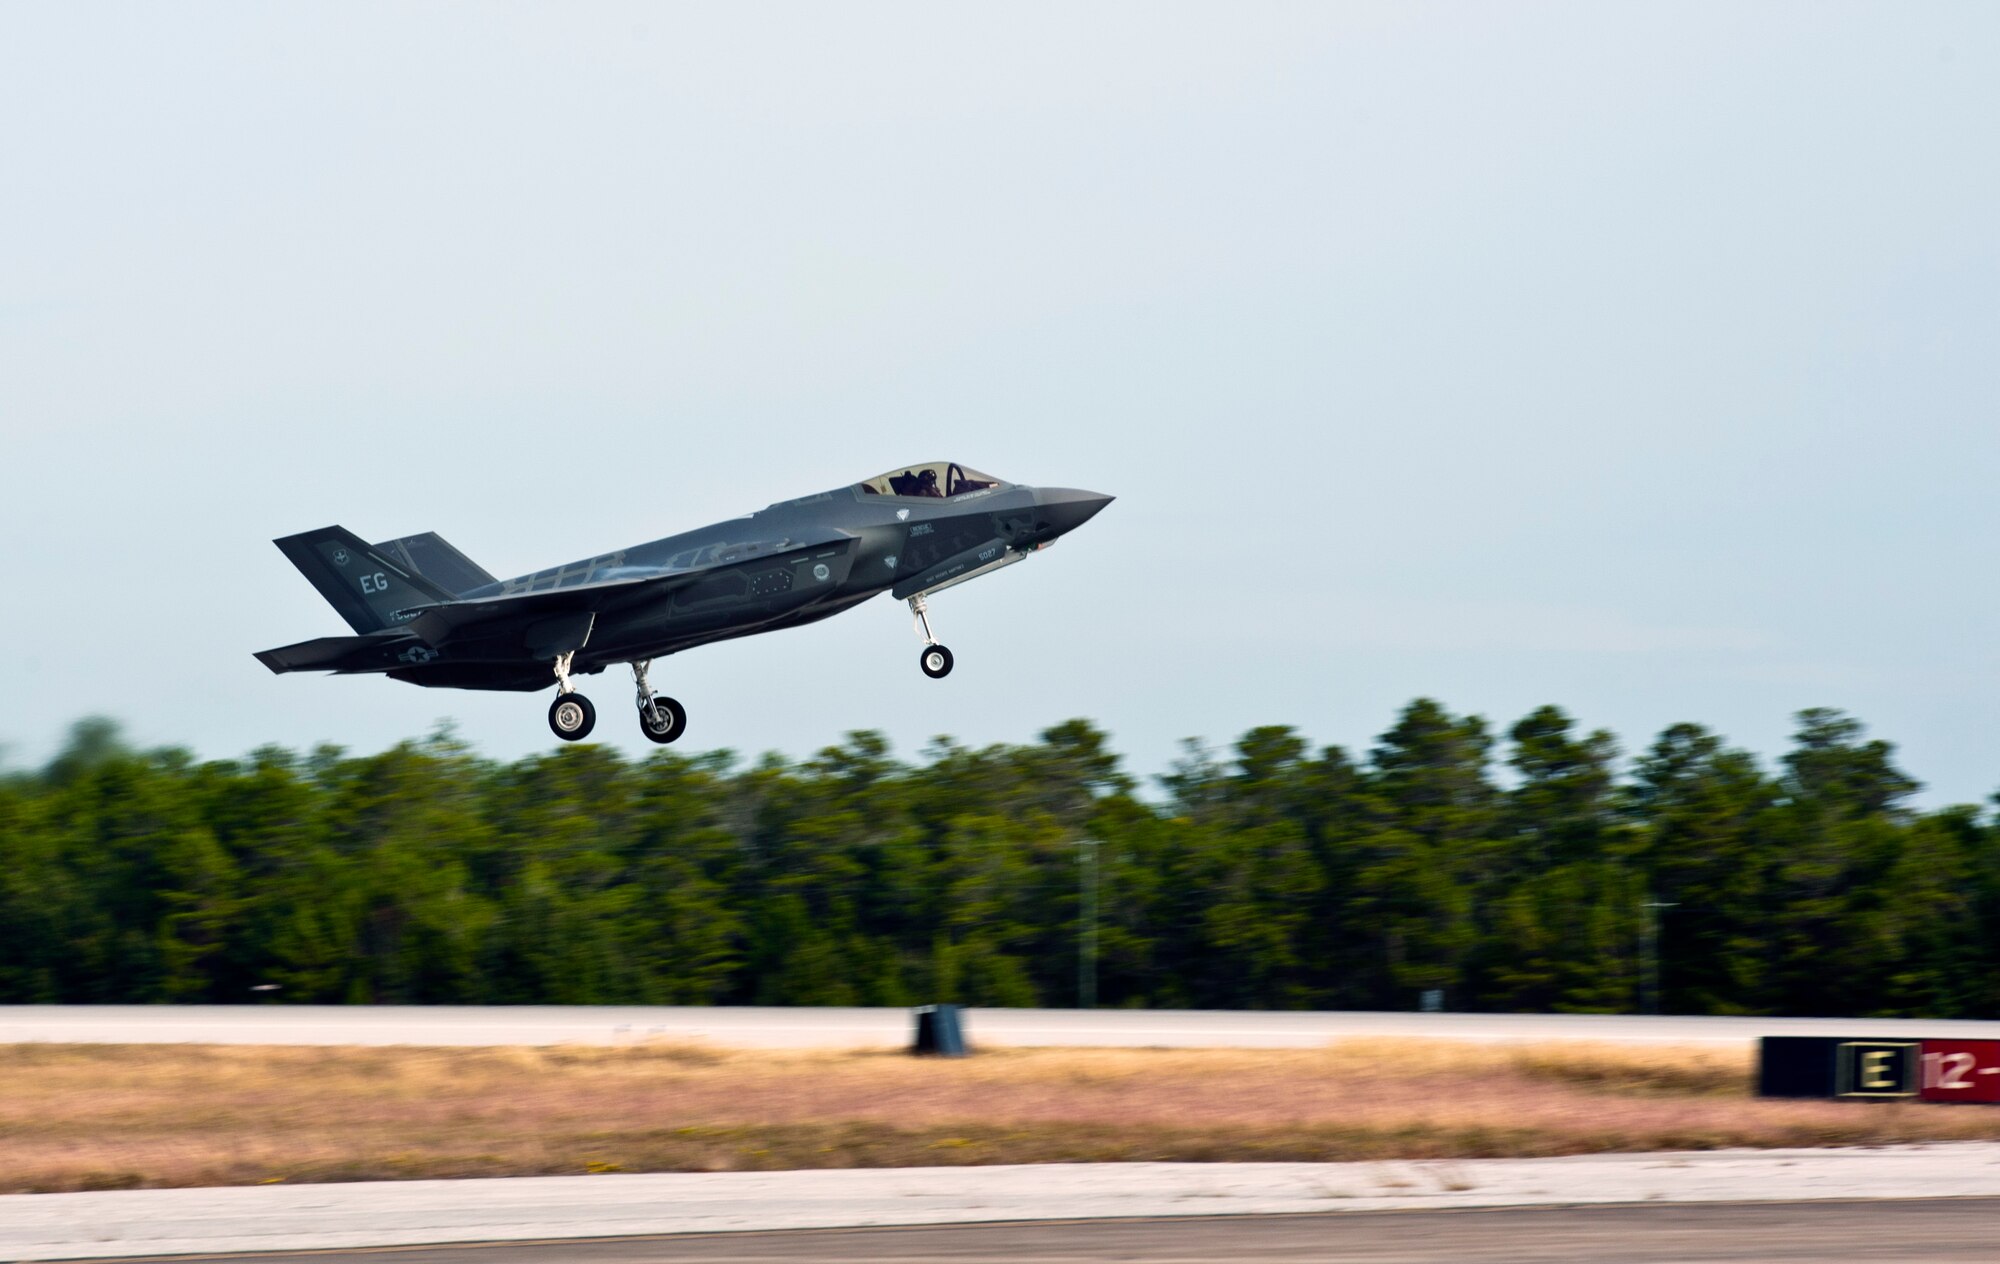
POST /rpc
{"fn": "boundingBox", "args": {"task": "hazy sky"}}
[3,3,1996,802]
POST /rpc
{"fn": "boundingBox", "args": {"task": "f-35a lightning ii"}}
[258,462,1113,743]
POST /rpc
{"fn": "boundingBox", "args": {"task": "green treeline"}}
[2,702,1996,1016]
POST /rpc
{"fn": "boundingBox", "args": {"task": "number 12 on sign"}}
[1919,1041,2000,1103]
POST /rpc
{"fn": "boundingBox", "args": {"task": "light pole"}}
[1640,899,1677,1016]
[1077,838,1100,1009]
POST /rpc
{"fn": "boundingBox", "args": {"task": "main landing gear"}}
[909,594,954,679]
[546,655,689,743]
[547,651,596,741]
[632,659,686,745]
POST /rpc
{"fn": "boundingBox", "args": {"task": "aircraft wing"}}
[395,572,660,631]
[262,527,860,676]
[393,528,860,642]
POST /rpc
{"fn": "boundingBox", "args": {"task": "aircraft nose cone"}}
[1035,488,1115,537]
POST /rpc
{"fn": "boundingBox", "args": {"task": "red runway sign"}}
[1918,1040,2000,1103]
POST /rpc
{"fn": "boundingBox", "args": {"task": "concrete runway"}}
[7,1004,2000,1047]
[63,1202,2000,1264]
[17,1148,2000,1260]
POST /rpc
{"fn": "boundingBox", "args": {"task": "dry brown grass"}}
[3,1038,1997,1193]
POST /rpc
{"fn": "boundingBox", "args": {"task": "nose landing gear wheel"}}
[549,693,596,741]
[638,695,688,744]
[919,644,954,679]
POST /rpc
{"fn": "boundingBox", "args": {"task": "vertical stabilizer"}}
[370,532,497,597]
[273,527,456,633]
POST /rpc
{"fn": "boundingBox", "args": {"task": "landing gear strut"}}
[632,659,687,744]
[547,651,596,741]
[909,594,954,679]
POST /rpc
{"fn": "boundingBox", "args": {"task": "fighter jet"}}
[257,462,1113,742]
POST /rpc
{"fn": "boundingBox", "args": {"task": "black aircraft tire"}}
[549,693,596,741]
[919,644,954,679]
[639,696,688,744]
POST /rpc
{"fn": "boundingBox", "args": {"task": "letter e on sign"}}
[1919,1040,2000,1103]
[1834,1042,1918,1098]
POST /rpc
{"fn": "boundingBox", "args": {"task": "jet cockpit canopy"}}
[858,462,1005,499]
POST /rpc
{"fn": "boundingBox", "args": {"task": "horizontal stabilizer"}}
[255,632,437,675]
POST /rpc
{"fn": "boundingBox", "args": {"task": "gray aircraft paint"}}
[258,464,1111,740]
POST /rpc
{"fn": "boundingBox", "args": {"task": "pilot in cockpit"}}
[863,462,998,498]
[889,468,944,497]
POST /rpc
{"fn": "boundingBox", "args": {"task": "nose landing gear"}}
[909,594,954,679]
[632,659,687,744]
[548,652,597,741]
